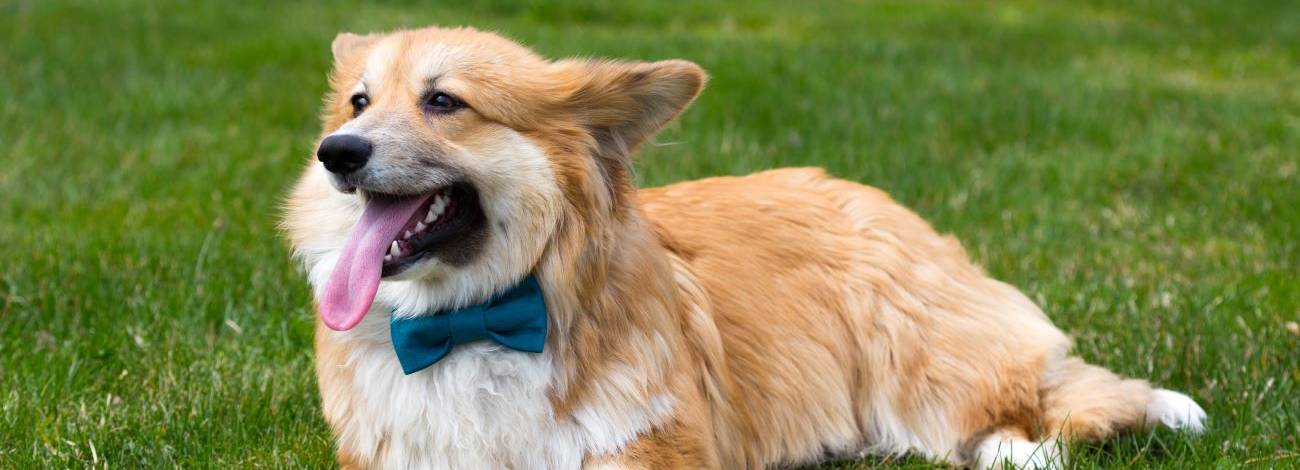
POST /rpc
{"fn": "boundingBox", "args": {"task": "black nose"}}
[316,134,372,174]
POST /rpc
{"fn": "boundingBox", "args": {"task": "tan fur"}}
[285,26,1197,469]
[639,169,1088,465]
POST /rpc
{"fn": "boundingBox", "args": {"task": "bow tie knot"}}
[448,308,490,344]
[390,276,548,375]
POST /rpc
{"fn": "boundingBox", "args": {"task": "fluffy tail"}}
[970,357,1206,469]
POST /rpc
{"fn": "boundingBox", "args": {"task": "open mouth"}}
[317,182,486,331]
[378,183,485,277]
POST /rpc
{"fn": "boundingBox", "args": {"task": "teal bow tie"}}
[389,275,548,375]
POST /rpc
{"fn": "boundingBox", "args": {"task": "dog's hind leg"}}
[966,356,1204,469]
[1038,357,1205,443]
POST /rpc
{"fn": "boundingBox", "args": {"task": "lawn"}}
[1,0,1296,467]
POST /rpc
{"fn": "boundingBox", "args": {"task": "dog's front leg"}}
[582,418,719,470]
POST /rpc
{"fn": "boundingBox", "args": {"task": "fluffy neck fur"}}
[536,188,689,419]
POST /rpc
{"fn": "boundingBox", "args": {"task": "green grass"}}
[1,0,1296,467]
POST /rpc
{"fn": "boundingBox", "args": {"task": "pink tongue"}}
[319,195,429,331]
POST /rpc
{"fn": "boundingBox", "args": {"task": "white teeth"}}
[384,254,392,262]
[404,230,412,239]
[389,241,401,257]
[414,221,427,233]
[424,195,447,223]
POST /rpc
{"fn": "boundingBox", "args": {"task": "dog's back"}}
[641,167,1142,465]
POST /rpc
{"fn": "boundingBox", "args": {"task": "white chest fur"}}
[330,318,578,469]
[322,313,673,470]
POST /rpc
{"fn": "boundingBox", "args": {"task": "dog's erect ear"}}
[555,59,707,158]
[331,32,378,65]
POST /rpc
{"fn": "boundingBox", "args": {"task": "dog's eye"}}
[424,92,465,114]
[350,93,370,117]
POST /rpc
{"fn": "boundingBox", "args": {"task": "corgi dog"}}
[283,26,1205,469]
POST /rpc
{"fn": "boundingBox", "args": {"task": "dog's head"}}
[284,27,705,331]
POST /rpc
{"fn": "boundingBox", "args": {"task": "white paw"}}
[1145,389,1207,433]
[973,436,1064,470]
